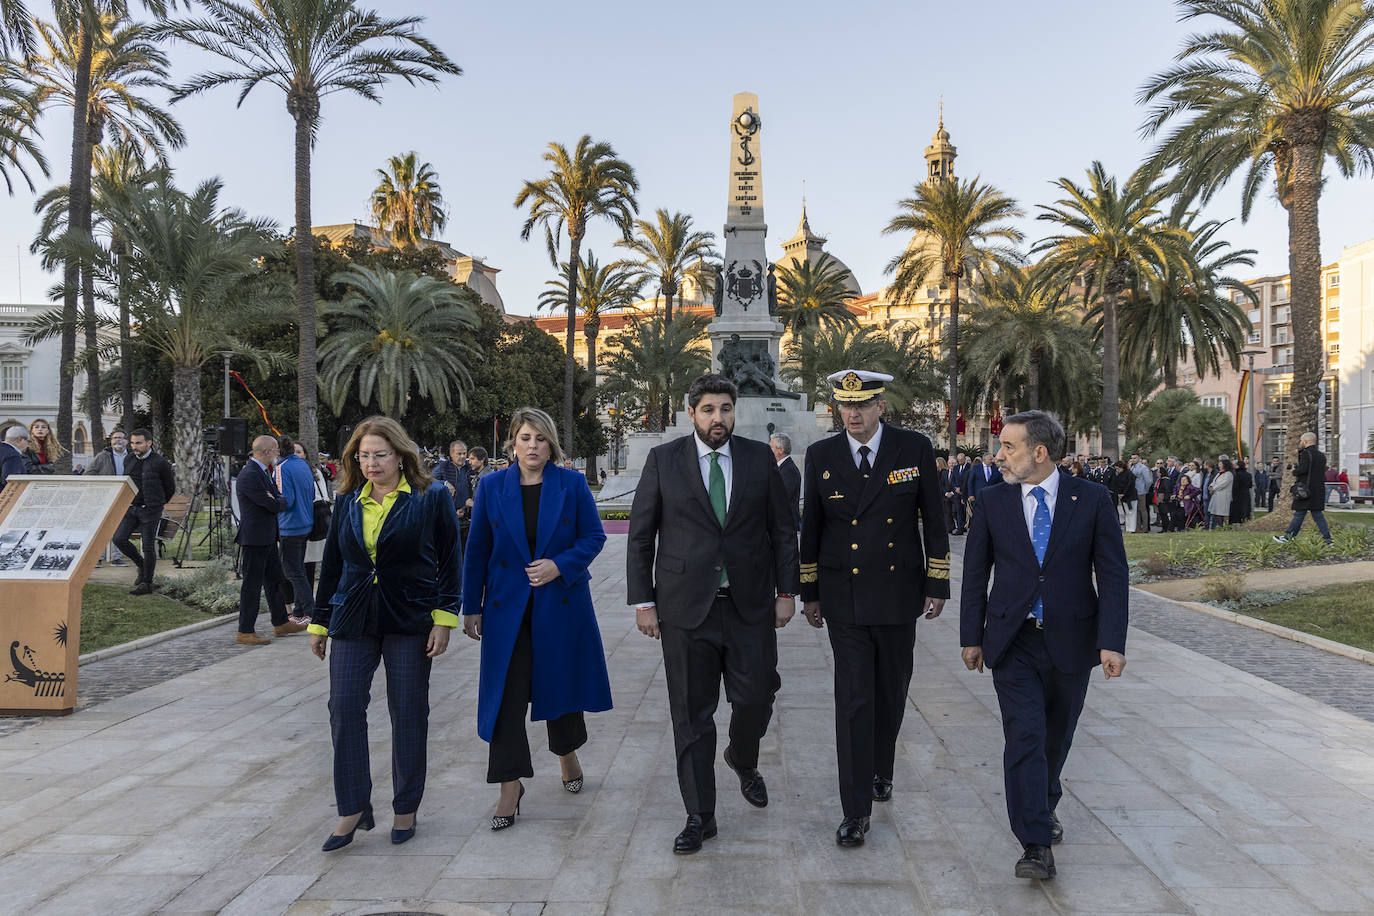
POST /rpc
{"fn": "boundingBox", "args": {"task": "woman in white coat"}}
[1208,458,1235,529]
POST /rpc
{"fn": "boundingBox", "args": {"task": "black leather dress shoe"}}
[1015,843,1056,879]
[871,776,893,802]
[1050,811,1063,845]
[835,816,870,847]
[724,746,768,808]
[673,814,718,854]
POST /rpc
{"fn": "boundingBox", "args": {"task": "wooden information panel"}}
[0,475,135,715]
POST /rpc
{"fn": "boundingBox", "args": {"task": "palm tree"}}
[616,208,717,326]
[879,324,947,437]
[600,313,709,433]
[1109,215,1254,389]
[1139,0,1374,501]
[29,12,182,447]
[319,265,479,421]
[33,142,161,431]
[774,252,860,336]
[960,267,1098,413]
[515,135,639,455]
[28,176,286,495]
[31,0,176,469]
[883,176,1024,449]
[1034,162,1193,458]
[371,151,447,247]
[160,1,461,463]
[0,60,47,194]
[538,251,639,481]
[0,0,34,60]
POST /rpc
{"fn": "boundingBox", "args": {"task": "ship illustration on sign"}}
[6,639,66,698]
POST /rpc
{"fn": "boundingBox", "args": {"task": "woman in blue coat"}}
[462,406,611,830]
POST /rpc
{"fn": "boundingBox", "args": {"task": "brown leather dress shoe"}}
[235,632,270,646]
[274,621,307,637]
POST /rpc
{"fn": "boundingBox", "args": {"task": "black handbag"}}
[1292,481,1310,500]
[309,499,332,541]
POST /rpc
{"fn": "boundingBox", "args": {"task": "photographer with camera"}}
[1273,432,1332,546]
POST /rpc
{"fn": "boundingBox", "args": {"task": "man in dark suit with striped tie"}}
[960,410,1128,880]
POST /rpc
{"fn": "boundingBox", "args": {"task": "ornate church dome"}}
[772,204,862,297]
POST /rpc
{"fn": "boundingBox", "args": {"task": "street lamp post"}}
[1241,348,1265,462]
[219,351,233,420]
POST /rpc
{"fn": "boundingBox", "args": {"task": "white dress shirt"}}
[695,434,732,512]
[845,425,883,470]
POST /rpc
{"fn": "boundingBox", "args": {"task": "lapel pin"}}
[822,470,831,480]
[1071,495,1078,501]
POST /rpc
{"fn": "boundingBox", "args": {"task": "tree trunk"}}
[1163,358,1178,390]
[80,110,100,449]
[1278,136,1325,518]
[1027,351,1040,410]
[55,24,94,473]
[946,275,960,450]
[292,105,319,463]
[171,362,203,500]
[562,228,583,462]
[115,238,134,430]
[1100,278,1123,460]
[660,286,673,428]
[585,327,598,482]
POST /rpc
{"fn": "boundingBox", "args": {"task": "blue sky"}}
[1,0,1370,315]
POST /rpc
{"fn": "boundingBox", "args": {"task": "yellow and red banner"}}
[230,371,281,437]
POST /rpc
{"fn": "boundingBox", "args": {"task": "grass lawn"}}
[78,583,210,654]
[1124,528,1270,562]
[1239,581,1374,653]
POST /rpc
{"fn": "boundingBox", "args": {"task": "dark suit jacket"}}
[777,456,802,529]
[949,461,970,498]
[1291,446,1327,511]
[314,479,461,639]
[128,450,175,521]
[0,442,25,491]
[433,458,472,514]
[967,462,1004,501]
[800,425,950,625]
[627,433,799,629]
[235,460,286,546]
[960,473,1129,673]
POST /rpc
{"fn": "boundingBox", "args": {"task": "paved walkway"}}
[3,537,1374,915]
[1138,560,1374,602]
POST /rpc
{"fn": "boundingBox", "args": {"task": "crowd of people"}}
[934,440,1336,543]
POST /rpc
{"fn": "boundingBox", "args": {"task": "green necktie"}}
[709,451,727,584]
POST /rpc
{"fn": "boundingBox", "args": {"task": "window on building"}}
[1276,282,1290,301]
[1201,394,1228,410]
[0,361,22,403]
[1248,331,1261,345]
[1329,274,1341,288]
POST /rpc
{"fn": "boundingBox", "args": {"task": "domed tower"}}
[775,202,862,297]
[925,105,957,185]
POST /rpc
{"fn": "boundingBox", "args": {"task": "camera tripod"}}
[170,442,235,568]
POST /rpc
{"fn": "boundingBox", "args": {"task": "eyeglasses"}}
[357,451,395,463]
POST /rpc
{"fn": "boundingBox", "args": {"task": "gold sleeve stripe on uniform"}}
[927,569,950,580]
[801,571,818,583]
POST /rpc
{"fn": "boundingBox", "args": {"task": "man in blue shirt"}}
[275,435,318,626]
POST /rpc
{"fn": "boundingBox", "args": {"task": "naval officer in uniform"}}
[800,369,951,847]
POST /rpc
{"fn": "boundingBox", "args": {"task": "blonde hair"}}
[504,407,564,465]
[29,418,67,458]
[936,456,948,471]
[335,416,433,494]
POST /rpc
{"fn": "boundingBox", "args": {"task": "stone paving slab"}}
[0,535,1373,915]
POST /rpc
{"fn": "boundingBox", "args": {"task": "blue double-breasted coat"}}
[462,464,611,742]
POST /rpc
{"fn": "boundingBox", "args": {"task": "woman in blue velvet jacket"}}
[462,406,611,830]
[308,416,461,851]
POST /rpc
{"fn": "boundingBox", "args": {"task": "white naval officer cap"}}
[827,369,894,403]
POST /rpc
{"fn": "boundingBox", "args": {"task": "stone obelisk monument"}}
[602,92,821,499]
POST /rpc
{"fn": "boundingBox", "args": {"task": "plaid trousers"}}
[328,631,432,816]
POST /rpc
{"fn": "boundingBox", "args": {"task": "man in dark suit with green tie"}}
[627,374,799,855]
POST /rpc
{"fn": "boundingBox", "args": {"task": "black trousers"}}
[991,622,1091,847]
[113,510,159,584]
[278,534,314,617]
[488,604,587,783]
[238,543,289,633]
[827,618,916,818]
[659,592,780,818]
[953,497,968,532]
[942,496,956,534]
